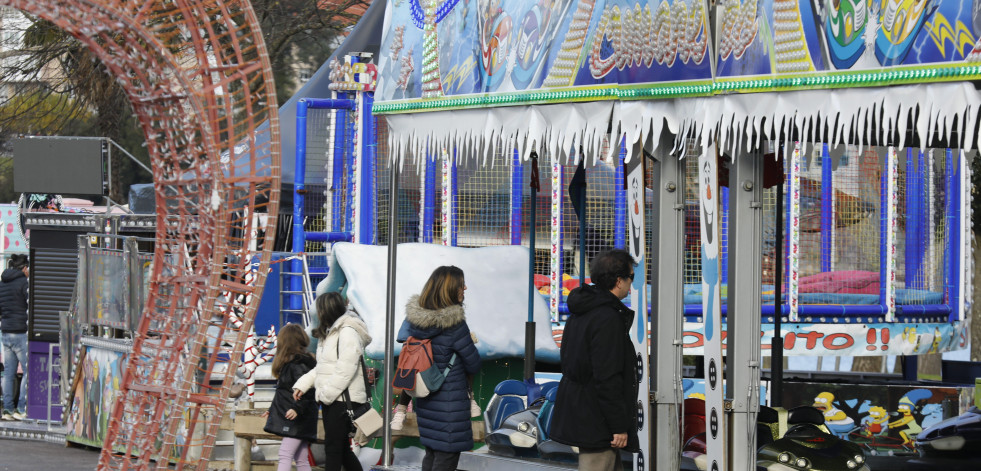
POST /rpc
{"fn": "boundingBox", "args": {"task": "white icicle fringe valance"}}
[385,101,615,167]
[384,82,981,166]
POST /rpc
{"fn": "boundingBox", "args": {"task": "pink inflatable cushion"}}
[798,271,879,294]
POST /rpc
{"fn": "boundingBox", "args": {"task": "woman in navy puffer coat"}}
[400,266,481,471]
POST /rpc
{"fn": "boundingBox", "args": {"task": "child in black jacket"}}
[263,324,318,471]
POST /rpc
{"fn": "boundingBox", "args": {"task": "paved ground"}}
[0,438,100,470]
[0,434,976,470]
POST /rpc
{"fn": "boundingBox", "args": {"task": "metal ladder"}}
[278,252,319,327]
[279,250,335,327]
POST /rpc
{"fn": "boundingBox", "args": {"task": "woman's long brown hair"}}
[418,266,465,310]
[271,323,312,378]
[311,291,348,340]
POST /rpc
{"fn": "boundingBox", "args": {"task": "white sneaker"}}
[470,399,481,418]
[1,411,13,421]
[391,407,406,431]
[12,411,25,421]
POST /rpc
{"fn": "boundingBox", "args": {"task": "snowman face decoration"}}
[699,159,717,252]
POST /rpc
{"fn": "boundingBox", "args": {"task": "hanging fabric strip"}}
[788,143,801,323]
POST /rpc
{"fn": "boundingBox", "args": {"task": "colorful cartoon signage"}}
[0,204,28,255]
[376,0,981,112]
[66,347,127,448]
[378,0,713,104]
[681,320,969,357]
[67,346,191,461]
[781,382,961,455]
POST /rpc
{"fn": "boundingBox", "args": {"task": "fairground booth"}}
[334,0,979,469]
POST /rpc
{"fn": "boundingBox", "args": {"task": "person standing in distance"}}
[0,254,30,421]
[402,266,481,471]
[550,249,639,471]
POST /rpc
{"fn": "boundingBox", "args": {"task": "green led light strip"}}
[373,66,981,114]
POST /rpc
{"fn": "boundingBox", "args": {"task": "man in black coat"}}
[551,249,639,471]
[0,254,30,420]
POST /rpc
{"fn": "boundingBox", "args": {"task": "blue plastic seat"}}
[539,381,558,401]
[536,384,576,462]
[483,380,528,434]
[536,385,559,441]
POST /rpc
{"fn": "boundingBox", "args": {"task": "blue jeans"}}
[2,332,27,413]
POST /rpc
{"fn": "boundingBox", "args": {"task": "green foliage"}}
[2,1,360,202]
[0,91,91,135]
[0,156,13,204]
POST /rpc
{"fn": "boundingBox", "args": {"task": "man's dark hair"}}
[589,249,635,290]
[8,254,28,270]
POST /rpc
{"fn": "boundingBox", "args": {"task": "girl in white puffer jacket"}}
[293,292,372,471]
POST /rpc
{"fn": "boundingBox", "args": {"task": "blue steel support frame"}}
[423,154,436,243]
[331,93,348,232]
[821,144,833,273]
[293,97,356,312]
[292,99,309,314]
[614,139,627,249]
[945,149,961,321]
[556,161,564,294]
[879,150,888,309]
[954,158,962,322]
[451,152,458,246]
[681,303,950,318]
[345,103,356,232]
[906,149,924,289]
[294,99,309,258]
[360,92,376,245]
[918,150,928,287]
[511,149,523,245]
[784,157,792,291]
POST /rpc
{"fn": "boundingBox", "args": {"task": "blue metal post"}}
[423,153,436,243]
[556,162,564,295]
[360,92,376,244]
[821,143,833,273]
[614,139,627,249]
[451,152,458,246]
[291,99,309,312]
[345,97,357,233]
[906,149,923,289]
[331,93,349,232]
[304,97,356,108]
[918,149,928,286]
[954,151,962,322]
[785,157,792,288]
[880,150,888,308]
[944,149,960,321]
[511,149,524,245]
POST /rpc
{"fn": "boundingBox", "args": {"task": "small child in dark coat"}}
[263,324,318,471]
